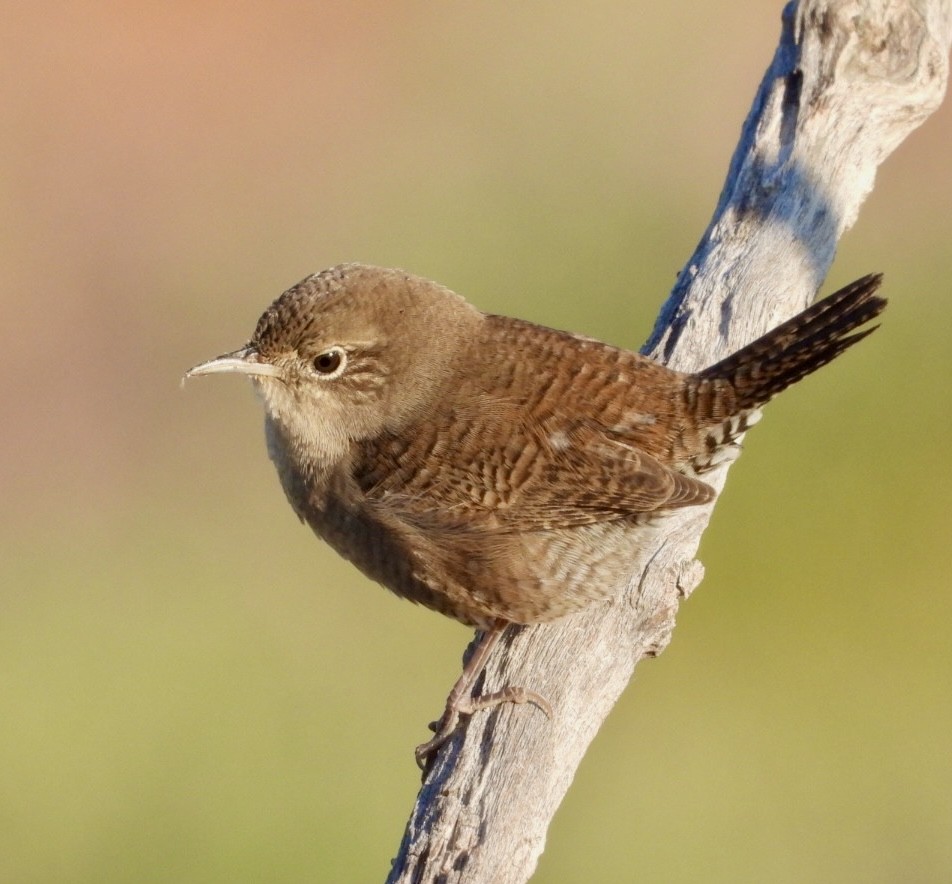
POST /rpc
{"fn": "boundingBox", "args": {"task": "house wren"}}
[186,264,885,765]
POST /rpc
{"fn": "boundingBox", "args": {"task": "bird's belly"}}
[316,501,655,628]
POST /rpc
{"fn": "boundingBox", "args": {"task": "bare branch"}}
[388,3,952,882]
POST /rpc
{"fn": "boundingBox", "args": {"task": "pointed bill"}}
[184,346,282,381]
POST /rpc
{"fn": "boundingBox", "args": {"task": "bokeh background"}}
[3,3,950,882]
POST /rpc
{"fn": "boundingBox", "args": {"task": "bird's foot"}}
[414,684,552,770]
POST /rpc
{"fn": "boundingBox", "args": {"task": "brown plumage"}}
[186,264,886,763]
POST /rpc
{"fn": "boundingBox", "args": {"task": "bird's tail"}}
[697,273,886,410]
[682,274,886,469]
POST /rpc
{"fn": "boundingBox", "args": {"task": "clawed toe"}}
[415,681,553,770]
[414,623,554,771]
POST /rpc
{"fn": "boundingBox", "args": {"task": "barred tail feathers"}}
[694,273,885,416]
[682,274,886,470]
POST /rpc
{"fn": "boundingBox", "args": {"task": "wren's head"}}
[186,264,482,465]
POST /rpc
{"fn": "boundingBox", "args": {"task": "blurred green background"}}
[3,3,950,882]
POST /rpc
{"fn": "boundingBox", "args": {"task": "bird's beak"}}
[184,346,282,381]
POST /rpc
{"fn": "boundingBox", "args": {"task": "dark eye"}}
[313,349,344,375]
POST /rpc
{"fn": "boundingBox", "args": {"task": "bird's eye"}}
[312,348,345,375]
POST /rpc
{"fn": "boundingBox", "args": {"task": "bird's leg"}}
[414,625,504,769]
[414,621,553,769]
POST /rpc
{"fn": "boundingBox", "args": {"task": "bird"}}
[186,263,886,766]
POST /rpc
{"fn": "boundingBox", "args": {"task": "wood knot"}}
[676,559,706,599]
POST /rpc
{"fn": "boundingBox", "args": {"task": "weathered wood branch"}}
[387,2,951,881]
